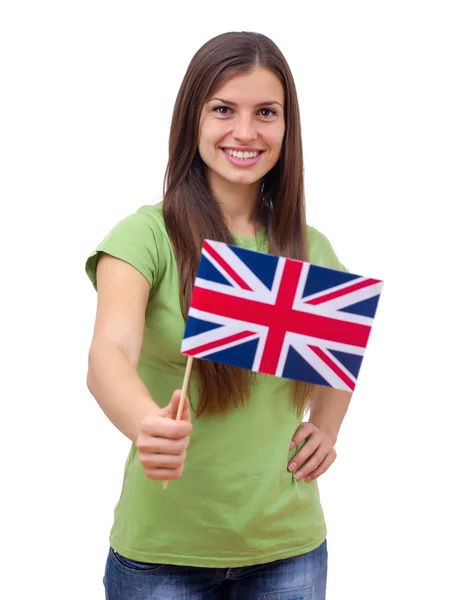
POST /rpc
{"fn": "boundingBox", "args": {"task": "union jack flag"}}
[181,240,383,391]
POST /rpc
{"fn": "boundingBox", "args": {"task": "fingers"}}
[303,450,337,482]
[136,390,192,481]
[288,430,323,474]
[168,389,192,422]
[136,392,193,483]
[138,451,187,471]
[290,422,317,448]
[289,422,337,482]
[141,415,192,439]
[137,434,190,455]
[290,447,336,481]
[143,465,185,481]
[137,432,190,480]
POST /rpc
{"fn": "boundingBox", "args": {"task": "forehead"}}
[211,67,284,105]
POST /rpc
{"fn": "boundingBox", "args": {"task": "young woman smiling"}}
[86,31,352,600]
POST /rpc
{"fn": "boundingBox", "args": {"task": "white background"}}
[1,1,459,598]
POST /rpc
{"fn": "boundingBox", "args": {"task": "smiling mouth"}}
[220,148,265,169]
[222,148,264,160]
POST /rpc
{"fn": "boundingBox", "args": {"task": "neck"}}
[208,171,262,237]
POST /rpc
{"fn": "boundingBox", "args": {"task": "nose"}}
[233,114,257,143]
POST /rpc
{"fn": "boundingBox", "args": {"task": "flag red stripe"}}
[184,330,256,357]
[203,241,253,291]
[191,287,371,349]
[309,346,356,390]
[259,259,302,374]
[306,278,380,305]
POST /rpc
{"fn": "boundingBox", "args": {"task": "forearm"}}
[308,386,353,444]
[87,341,160,443]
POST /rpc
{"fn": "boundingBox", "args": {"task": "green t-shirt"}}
[85,202,347,568]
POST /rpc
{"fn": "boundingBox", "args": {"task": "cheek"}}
[266,124,285,148]
[199,119,225,146]
[266,129,285,163]
[198,118,211,150]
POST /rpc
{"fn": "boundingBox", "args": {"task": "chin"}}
[221,169,263,186]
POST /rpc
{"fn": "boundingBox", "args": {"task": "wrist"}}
[308,418,339,444]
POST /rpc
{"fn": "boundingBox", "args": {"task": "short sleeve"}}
[85,207,166,292]
[307,225,349,273]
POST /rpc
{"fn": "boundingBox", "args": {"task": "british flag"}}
[181,239,383,391]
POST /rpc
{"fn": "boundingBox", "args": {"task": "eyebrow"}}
[208,97,283,108]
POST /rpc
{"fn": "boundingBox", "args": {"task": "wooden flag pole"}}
[163,354,194,490]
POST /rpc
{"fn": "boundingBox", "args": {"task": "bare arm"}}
[86,253,160,443]
[308,386,353,444]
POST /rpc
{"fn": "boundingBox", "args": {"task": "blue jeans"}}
[103,539,327,600]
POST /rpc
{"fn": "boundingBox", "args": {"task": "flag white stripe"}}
[181,323,241,353]
[187,333,261,359]
[289,338,355,391]
[206,240,273,296]
[295,263,311,305]
[301,276,367,302]
[271,256,286,299]
[275,335,292,377]
[290,331,365,355]
[187,307,268,335]
[304,281,384,312]
[321,347,357,384]
[292,299,375,327]
[252,328,269,372]
[194,277,277,304]
[201,247,240,289]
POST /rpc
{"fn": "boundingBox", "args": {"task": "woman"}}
[86,31,352,600]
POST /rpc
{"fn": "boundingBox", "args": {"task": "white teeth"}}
[225,149,261,160]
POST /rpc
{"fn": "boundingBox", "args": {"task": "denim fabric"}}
[103,539,327,600]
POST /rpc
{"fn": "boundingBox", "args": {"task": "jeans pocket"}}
[110,547,166,574]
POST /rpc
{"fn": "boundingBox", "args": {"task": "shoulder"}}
[85,201,171,291]
[135,201,165,226]
[306,224,333,252]
[120,201,167,237]
[306,224,348,272]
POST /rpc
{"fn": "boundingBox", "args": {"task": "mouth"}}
[220,147,265,167]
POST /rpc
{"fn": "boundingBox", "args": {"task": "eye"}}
[213,106,233,116]
[259,108,276,118]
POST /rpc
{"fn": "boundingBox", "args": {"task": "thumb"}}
[168,389,192,422]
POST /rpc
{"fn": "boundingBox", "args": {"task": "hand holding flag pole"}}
[162,354,194,490]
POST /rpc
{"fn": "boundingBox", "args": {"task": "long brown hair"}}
[163,31,316,417]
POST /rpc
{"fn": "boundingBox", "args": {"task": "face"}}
[198,66,285,188]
